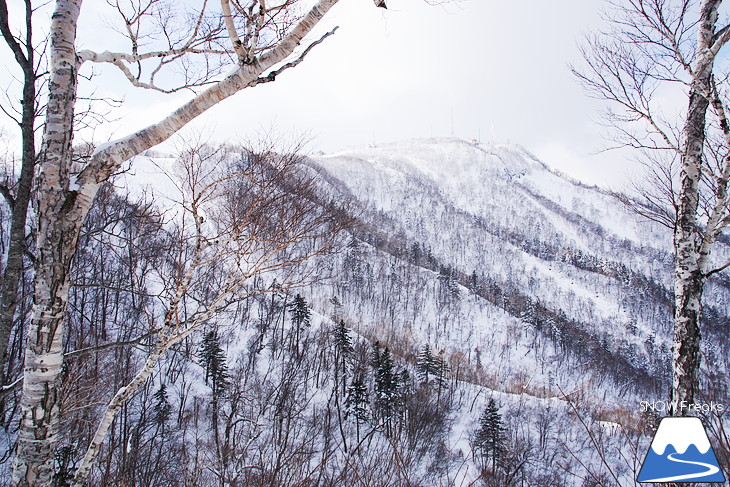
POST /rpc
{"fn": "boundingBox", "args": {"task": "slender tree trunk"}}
[71,334,169,486]
[673,86,709,411]
[11,1,83,484]
[0,83,36,384]
[0,0,37,389]
[671,0,721,412]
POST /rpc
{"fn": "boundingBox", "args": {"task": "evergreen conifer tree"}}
[345,238,365,286]
[371,341,382,369]
[198,330,229,398]
[288,294,311,357]
[417,344,448,388]
[345,369,369,443]
[433,350,449,388]
[198,329,229,450]
[373,345,398,421]
[410,242,421,264]
[333,319,354,398]
[345,371,369,423]
[330,295,343,320]
[417,344,435,384]
[395,367,411,423]
[333,320,354,358]
[416,344,435,383]
[288,294,311,330]
[468,270,480,294]
[152,383,173,427]
[474,398,505,471]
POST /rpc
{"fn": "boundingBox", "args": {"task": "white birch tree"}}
[69,140,344,485]
[8,0,390,484]
[573,0,730,412]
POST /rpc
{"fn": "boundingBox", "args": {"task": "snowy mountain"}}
[305,137,730,402]
[651,417,712,455]
[9,137,726,486]
[191,136,729,484]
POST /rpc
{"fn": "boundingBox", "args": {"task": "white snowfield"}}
[651,417,711,455]
[314,137,669,251]
[310,137,685,361]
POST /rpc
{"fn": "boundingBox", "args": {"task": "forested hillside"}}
[1,138,727,486]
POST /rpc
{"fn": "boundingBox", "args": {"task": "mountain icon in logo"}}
[637,417,725,483]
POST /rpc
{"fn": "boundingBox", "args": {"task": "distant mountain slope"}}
[304,138,729,402]
[39,139,728,486]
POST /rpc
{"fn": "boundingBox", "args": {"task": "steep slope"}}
[25,139,726,486]
[306,137,729,402]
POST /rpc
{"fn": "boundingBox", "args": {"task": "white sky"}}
[2,0,667,189]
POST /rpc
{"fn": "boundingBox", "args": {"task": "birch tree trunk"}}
[11,1,84,484]
[671,0,721,412]
[69,326,175,486]
[575,0,730,418]
[11,0,342,484]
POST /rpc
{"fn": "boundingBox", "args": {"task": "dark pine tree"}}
[152,383,173,428]
[410,242,421,264]
[433,350,449,387]
[345,369,370,443]
[432,349,449,407]
[330,295,343,321]
[474,398,505,472]
[373,344,399,435]
[288,293,311,357]
[333,319,354,397]
[468,270,480,294]
[395,367,412,433]
[333,320,354,358]
[198,330,229,397]
[417,344,435,384]
[198,329,229,449]
[417,344,448,392]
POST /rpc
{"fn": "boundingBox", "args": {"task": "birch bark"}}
[11,1,83,484]
[576,0,730,413]
[671,0,722,412]
[12,0,342,484]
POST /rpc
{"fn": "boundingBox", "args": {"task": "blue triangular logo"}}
[637,417,725,483]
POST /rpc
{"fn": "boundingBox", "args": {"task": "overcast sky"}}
[5,0,653,189]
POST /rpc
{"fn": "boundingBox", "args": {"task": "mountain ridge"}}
[303,137,729,403]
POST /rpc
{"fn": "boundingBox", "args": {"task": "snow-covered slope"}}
[305,137,729,400]
[57,138,727,486]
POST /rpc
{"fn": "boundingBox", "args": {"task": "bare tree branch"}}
[249,26,338,86]
[705,259,730,278]
[63,330,158,359]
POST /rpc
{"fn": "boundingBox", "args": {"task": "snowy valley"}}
[2,137,728,486]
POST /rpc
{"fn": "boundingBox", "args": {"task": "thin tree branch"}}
[64,330,158,359]
[0,375,23,398]
[249,26,339,86]
[704,260,730,278]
